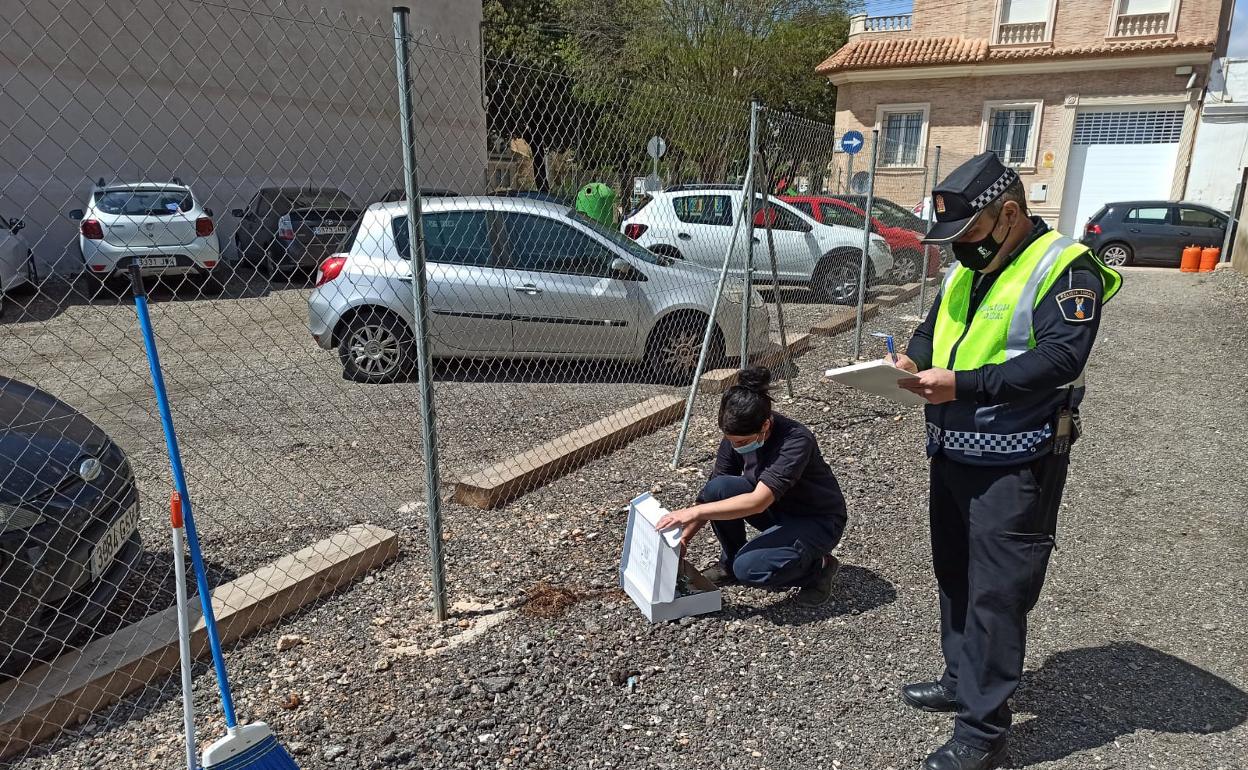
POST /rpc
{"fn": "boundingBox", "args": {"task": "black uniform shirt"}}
[711,412,847,525]
[905,218,1105,404]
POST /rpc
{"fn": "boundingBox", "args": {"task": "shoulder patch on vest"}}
[1056,288,1096,323]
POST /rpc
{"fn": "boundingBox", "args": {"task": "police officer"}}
[888,153,1122,770]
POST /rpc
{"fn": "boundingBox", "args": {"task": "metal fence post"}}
[1222,179,1243,262]
[917,145,941,316]
[394,6,447,622]
[852,129,879,360]
[741,99,760,368]
[672,108,757,468]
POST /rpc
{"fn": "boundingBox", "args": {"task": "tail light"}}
[277,214,295,241]
[80,219,104,240]
[1085,223,1102,236]
[623,223,647,240]
[316,254,347,287]
[195,217,214,237]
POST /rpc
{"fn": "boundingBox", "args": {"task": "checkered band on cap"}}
[969,167,1020,211]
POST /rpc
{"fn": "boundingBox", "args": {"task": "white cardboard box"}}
[619,492,722,623]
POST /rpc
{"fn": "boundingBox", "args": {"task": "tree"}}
[482,0,592,191]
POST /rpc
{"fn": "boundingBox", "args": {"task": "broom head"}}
[202,722,300,769]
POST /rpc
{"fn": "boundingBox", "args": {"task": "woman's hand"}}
[656,506,701,532]
[678,519,706,556]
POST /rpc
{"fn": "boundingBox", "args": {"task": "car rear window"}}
[96,189,192,216]
[1124,207,1170,225]
[289,190,356,209]
[673,195,732,226]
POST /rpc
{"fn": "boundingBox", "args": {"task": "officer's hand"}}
[886,353,919,374]
[899,367,956,404]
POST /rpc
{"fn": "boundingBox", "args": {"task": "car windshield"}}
[565,211,665,265]
[288,190,355,209]
[96,189,192,216]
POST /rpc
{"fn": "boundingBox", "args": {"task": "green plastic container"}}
[576,182,616,227]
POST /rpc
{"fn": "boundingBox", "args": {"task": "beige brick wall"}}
[832,65,1202,216]
[909,0,1225,47]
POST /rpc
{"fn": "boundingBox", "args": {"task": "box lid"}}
[620,492,681,604]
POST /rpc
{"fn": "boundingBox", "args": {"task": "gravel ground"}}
[6,268,1247,769]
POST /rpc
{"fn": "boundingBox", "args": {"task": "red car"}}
[781,195,940,285]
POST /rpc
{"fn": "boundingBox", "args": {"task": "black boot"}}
[921,739,1006,770]
[900,681,957,713]
[700,562,739,587]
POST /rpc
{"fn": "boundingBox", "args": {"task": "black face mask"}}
[952,213,1007,271]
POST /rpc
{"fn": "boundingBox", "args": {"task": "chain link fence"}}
[0,0,963,763]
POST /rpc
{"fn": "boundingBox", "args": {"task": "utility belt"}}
[926,384,1083,466]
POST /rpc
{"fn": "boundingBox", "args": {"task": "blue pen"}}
[871,331,898,365]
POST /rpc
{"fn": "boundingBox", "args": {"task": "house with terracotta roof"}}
[817,0,1237,234]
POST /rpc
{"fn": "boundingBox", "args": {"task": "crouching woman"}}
[657,367,847,607]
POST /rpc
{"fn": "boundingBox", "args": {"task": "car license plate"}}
[313,226,349,236]
[136,256,176,268]
[90,502,140,580]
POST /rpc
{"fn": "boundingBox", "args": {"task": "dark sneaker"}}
[796,555,841,607]
[701,562,739,587]
[921,738,1006,770]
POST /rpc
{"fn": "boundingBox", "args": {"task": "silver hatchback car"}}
[307,197,770,384]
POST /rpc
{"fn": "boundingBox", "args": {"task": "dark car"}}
[1081,201,1230,267]
[377,187,459,203]
[231,187,361,277]
[0,377,141,676]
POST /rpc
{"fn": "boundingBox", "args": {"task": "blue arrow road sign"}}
[840,130,864,155]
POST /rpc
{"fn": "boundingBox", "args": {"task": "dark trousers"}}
[697,475,844,589]
[930,452,1069,751]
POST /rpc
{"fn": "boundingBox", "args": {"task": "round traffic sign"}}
[840,130,865,155]
[647,135,667,160]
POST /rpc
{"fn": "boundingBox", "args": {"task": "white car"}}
[0,215,35,317]
[70,180,221,289]
[622,186,893,304]
[307,197,770,384]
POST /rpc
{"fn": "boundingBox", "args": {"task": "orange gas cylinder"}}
[1180,245,1202,272]
[1199,247,1221,272]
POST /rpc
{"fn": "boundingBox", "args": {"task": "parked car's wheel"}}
[890,249,924,285]
[645,312,721,385]
[649,245,684,261]
[811,250,865,305]
[338,309,413,384]
[76,271,120,301]
[1099,242,1133,267]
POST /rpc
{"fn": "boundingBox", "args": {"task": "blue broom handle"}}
[130,271,238,729]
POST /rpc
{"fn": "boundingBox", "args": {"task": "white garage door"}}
[1059,109,1184,234]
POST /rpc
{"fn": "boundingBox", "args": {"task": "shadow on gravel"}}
[1006,642,1248,767]
[722,564,897,625]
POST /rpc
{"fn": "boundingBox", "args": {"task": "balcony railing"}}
[865,14,913,32]
[1113,11,1171,37]
[849,13,912,36]
[996,21,1048,45]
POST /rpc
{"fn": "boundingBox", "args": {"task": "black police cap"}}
[922,152,1020,244]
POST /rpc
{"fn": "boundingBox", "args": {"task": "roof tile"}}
[816,35,1216,75]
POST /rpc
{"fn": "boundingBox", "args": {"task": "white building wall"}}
[1189,58,1248,211]
[0,0,485,273]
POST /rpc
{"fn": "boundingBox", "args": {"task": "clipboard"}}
[824,360,929,406]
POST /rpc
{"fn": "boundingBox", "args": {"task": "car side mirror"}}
[610,257,639,279]
[10,219,25,234]
[230,208,245,218]
[203,207,214,217]
[68,209,84,220]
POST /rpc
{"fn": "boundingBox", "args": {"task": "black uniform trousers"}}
[929,450,1068,751]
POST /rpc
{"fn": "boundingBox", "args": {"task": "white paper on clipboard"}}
[824,360,929,406]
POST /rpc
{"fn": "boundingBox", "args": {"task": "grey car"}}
[307,197,770,384]
[1080,200,1231,267]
